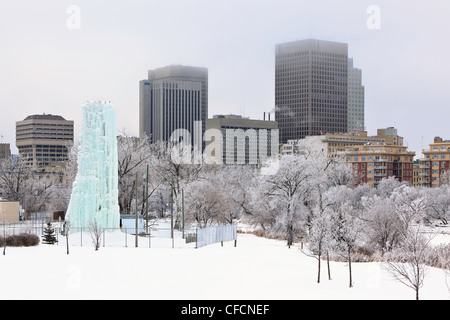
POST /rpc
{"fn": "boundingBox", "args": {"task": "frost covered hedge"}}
[0,234,40,247]
[328,243,450,269]
[424,244,450,269]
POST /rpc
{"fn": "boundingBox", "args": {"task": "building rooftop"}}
[23,114,66,121]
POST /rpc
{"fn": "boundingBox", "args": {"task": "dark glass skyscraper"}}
[139,65,208,144]
[275,39,348,144]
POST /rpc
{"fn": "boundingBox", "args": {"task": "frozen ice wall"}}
[66,101,120,230]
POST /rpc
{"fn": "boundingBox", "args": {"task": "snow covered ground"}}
[0,230,448,300]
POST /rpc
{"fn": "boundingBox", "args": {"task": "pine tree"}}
[42,223,57,245]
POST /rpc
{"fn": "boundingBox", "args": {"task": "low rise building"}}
[0,199,21,222]
[205,114,278,165]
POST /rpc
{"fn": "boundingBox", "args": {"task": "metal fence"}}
[0,220,237,249]
[196,224,237,248]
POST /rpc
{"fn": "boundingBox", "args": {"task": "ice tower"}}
[66,101,120,230]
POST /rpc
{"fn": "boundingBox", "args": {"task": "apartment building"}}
[421,136,450,187]
[280,127,403,159]
[346,145,415,187]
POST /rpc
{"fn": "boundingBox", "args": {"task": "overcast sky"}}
[1,0,449,157]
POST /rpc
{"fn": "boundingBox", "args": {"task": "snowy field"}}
[0,231,449,300]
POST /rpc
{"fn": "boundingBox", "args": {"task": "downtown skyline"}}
[0,0,449,157]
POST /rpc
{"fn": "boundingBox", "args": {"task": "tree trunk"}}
[348,247,353,288]
[287,223,293,248]
[317,242,322,283]
[317,253,321,283]
[327,251,331,280]
[66,232,70,255]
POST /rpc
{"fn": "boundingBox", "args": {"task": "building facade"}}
[346,145,415,187]
[421,136,450,187]
[205,114,278,165]
[281,127,403,159]
[0,199,20,222]
[16,114,74,170]
[0,143,11,160]
[275,39,348,144]
[139,65,208,144]
[347,58,365,132]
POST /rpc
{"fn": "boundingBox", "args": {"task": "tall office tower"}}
[139,65,208,144]
[275,39,348,144]
[16,114,74,170]
[348,58,365,132]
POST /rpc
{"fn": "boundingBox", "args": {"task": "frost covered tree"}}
[117,133,152,216]
[383,225,433,300]
[361,194,403,254]
[0,156,70,217]
[184,179,231,228]
[212,165,259,220]
[423,185,450,225]
[302,208,335,283]
[391,185,428,231]
[150,141,205,226]
[319,185,363,288]
[264,155,314,247]
[382,184,431,300]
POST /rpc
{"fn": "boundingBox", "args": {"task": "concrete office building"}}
[205,114,278,165]
[348,58,365,132]
[16,114,74,170]
[275,39,348,144]
[0,143,11,160]
[139,65,208,144]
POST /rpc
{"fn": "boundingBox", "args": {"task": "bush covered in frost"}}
[0,234,40,247]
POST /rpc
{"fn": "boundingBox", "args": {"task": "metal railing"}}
[0,220,238,249]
